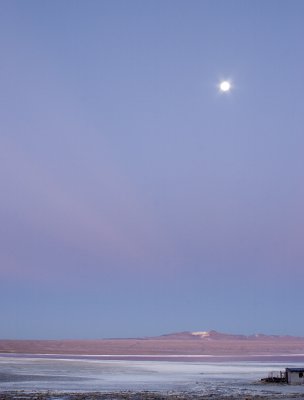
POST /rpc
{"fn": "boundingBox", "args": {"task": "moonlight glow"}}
[219,81,231,92]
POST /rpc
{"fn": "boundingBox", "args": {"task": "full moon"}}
[219,81,231,92]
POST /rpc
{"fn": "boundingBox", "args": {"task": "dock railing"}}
[261,370,286,383]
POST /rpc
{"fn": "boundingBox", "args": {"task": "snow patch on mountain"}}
[191,331,210,338]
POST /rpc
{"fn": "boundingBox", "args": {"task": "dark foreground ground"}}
[1,392,304,400]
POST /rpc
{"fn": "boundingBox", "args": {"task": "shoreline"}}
[2,353,304,363]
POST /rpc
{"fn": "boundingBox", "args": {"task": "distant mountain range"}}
[157,330,302,341]
[1,330,304,356]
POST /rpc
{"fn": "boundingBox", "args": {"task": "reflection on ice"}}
[1,355,304,397]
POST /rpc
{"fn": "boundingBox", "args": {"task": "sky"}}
[1,0,304,340]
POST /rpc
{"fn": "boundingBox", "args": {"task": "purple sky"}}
[1,0,304,339]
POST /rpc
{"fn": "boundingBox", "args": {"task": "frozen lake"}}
[1,354,304,397]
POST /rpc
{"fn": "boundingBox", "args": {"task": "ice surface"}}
[1,354,304,397]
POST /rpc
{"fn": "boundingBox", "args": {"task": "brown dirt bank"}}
[1,338,304,356]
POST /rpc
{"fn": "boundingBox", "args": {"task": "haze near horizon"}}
[1,0,304,340]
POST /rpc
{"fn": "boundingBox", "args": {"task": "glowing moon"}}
[219,81,231,92]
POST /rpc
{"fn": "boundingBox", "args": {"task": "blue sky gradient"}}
[1,0,304,339]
